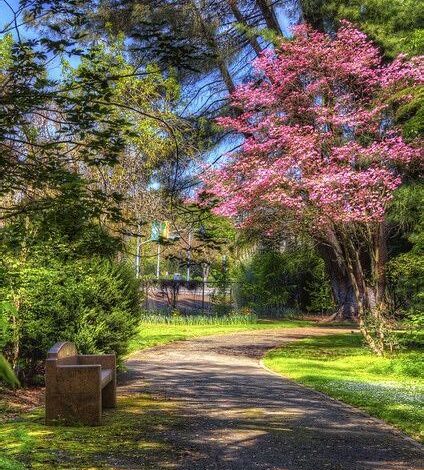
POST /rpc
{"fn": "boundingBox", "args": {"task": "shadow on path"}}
[120,327,423,470]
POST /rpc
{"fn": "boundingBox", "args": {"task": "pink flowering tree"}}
[201,22,423,353]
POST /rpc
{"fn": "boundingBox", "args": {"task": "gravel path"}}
[121,327,424,470]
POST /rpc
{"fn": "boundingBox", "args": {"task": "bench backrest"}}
[47,342,78,366]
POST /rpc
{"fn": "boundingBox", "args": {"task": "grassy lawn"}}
[0,318,318,469]
[0,394,182,470]
[128,319,313,353]
[264,333,424,442]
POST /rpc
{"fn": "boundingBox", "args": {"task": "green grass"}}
[264,333,424,442]
[139,312,259,325]
[0,394,182,469]
[128,318,313,353]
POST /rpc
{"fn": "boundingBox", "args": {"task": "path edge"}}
[259,355,424,451]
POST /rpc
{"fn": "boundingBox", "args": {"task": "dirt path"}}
[121,327,423,470]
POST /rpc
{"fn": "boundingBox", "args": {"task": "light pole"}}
[156,242,161,279]
[186,231,192,282]
[135,224,141,278]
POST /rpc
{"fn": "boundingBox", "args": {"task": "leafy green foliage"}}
[0,185,122,261]
[0,355,20,388]
[0,257,141,383]
[233,248,334,316]
[0,34,134,220]
[0,298,19,387]
[163,207,237,282]
[390,85,424,139]
[302,0,424,57]
[0,198,140,383]
[388,184,424,321]
[139,311,257,325]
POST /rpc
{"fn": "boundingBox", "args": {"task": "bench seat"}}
[45,342,116,426]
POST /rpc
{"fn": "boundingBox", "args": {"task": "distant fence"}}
[143,279,233,314]
[142,279,290,317]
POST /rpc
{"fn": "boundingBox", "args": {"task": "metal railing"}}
[142,279,234,314]
[142,279,291,317]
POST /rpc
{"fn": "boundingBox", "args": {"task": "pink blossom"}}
[203,23,423,231]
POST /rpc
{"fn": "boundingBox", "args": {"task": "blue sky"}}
[0,0,303,173]
[1,0,28,38]
[1,0,82,79]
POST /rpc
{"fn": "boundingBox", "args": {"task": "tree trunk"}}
[373,221,388,307]
[10,296,21,371]
[218,60,236,94]
[335,222,390,355]
[330,274,357,320]
[228,0,263,56]
[190,0,236,94]
[255,0,282,34]
[316,240,358,320]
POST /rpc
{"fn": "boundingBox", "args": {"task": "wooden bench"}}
[45,342,116,426]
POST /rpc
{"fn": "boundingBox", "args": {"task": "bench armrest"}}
[56,364,102,392]
[78,354,116,369]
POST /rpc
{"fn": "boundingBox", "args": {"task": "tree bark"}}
[255,0,282,34]
[316,240,358,320]
[190,0,236,94]
[332,222,390,355]
[228,0,263,56]
[218,60,236,94]
[373,221,388,307]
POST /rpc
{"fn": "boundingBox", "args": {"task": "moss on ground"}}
[0,394,182,469]
[264,333,424,442]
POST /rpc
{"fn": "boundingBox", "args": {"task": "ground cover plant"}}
[139,311,259,325]
[264,333,424,441]
[0,394,181,470]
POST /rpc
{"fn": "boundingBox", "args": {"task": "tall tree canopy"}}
[201,22,423,352]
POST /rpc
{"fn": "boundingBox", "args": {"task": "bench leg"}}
[46,390,102,426]
[102,377,116,408]
[46,366,103,426]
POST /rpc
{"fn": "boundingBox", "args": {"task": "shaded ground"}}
[0,393,184,470]
[121,327,424,470]
[0,386,44,422]
[264,333,424,441]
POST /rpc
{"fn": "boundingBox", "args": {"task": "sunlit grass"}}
[264,333,424,442]
[139,312,259,325]
[129,318,314,353]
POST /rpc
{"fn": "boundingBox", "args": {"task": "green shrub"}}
[0,302,19,387]
[388,184,424,325]
[302,0,424,57]
[0,258,141,383]
[0,305,11,349]
[233,247,333,316]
